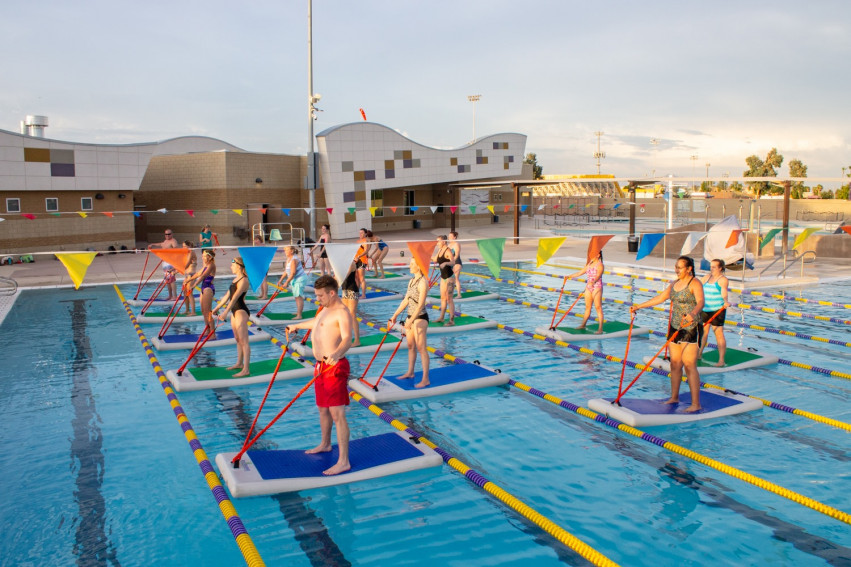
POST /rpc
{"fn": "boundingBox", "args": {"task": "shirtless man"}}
[148,228,179,299]
[285,275,354,476]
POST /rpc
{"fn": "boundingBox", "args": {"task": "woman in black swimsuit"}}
[213,256,252,377]
[432,235,455,325]
[388,258,430,388]
[312,224,331,276]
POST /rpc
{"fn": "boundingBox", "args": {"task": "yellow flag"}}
[55,252,97,289]
[233,209,243,216]
[369,207,377,217]
[793,227,819,249]
[487,205,495,215]
[78,212,88,218]
[536,237,566,267]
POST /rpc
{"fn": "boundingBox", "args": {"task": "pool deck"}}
[3,220,851,289]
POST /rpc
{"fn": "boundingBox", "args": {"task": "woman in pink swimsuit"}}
[567,251,605,334]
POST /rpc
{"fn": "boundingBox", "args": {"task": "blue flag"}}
[237,246,278,292]
[635,233,665,261]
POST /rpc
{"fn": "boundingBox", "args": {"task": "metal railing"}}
[758,249,816,280]
[0,276,18,296]
[251,223,306,246]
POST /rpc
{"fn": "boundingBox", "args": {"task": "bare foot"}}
[714,361,726,367]
[414,379,430,388]
[444,320,454,326]
[683,405,701,413]
[397,373,415,379]
[663,398,679,405]
[305,444,332,454]
[576,325,586,330]
[351,341,361,347]
[226,363,241,370]
[323,461,351,476]
[594,328,604,335]
[233,369,250,377]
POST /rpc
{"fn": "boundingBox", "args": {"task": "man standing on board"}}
[285,275,354,476]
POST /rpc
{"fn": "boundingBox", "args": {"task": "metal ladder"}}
[0,276,18,296]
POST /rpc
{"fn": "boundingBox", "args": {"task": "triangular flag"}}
[536,237,566,267]
[521,205,528,213]
[504,205,510,213]
[325,243,362,283]
[554,204,560,209]
[390,206,397,213]
[102,212,113,218]
[50,213,61,217]
[282,208,291,216]
[348,207,356,214]
[680,232,707,255]
[568,204,575,209]
[841,226,851,236]
[613,203,621,209]
[157,208,168,214]
[725,229,743,248]
[476,238,505,278]
[450,206,457,214]
[22,214,36,220]
[587,235,614,263]
[186,209,194,217]
[759,228,782,250]
[55,252,97,290]
[259,208,267,214]
[211,209,219,215]
[469,205,477,214]
[430,206,438,214]
[369,207,377,217]
[133,211,141,218]
[77,212,88,218]
[304,208,313,215]
[0,218,4,222]
[407,241,436,276]
[410,206,419,212]
[326,208,333,214]
[585,203,593,208]
[537,204,545,211]
[598,204,605,209]
[793,227,819,249]
[636,233,665,261]
[233,209,243,216]
[487,205,495,215]
[237,246,278,292]
[150,249,190,274]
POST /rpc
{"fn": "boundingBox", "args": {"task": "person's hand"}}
[217,312,226,321]
[630,305,639,314]
[387,316,397,328]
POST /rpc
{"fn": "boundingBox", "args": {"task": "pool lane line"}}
[114,286,266,567]
[463,269,851,327]
[506,379,851,527]
[527,264,851,310]
[347,391,620,567]
[456,269,851,349]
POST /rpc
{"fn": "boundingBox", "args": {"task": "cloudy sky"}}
[2,0,849,182]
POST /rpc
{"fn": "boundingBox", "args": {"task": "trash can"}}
[627,236,639,252]
[492,215,499,224]
[413,219,422,229]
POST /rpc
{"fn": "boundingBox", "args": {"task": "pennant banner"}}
[759,228,782,250]
[304,208,312,215]
[150,249,191,274]
[282,208,290,216]
[237,246,278,292]
[77,212,87,218]
[680,232,707,255]
[636,233,665,261]
[233,209,243,216]
[325,243,362,284]
[725,229,743,248]
[587,235,615,263]
[793,227,819,249]
[430,206,438,214]
[841,226,851,236]
[504,205,510,213]
[487,205,495,215]
[55,252,97,290]
[369,207,377,217]
[407,241,435,277]
[186,209,194,217]
[211,210,219,215]
[521,205,528,213]
[476,238,506,278]
[469,206,477,214]
[102,212,114,218]
[536,237,566,267]
[326,208,333,215]
[348,207,356,214]
[133,212,141,218]
[450,206,457,214]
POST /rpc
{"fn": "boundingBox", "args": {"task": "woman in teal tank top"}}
[698,259,731,367]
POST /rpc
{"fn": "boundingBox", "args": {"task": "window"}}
[403,190,415,216]
[6,198,20,213]
[81,197,93,211]
[370,190,384,217]
[45,198,59,212]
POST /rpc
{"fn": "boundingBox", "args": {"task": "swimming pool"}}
[1,264,849,566]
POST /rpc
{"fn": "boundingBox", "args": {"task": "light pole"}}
[705,162,710,192]
[467,95,481,142]
[690,155,698,191]
[307,0,318,240]
[650,138,660,177]
[594,131,606,175]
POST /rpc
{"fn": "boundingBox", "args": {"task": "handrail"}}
[250,222,305,246]
[758,249,816,280]
[0,276,17,296]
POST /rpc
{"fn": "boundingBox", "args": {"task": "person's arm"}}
[212,287,233,315]
[630,283,672,313]
[388,296,410,327]
[184,265,207,288]
[719,276,731,309]
[326,310,353,364]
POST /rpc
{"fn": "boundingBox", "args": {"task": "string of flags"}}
[53,226,838,289]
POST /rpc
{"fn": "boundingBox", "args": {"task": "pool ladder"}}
[0,276,17,296]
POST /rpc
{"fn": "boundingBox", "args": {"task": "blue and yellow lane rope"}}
[507,379,851,526]
[115,286,265,567]
[347,391,620,567]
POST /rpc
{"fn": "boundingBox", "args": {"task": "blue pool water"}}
[1,263,850,566]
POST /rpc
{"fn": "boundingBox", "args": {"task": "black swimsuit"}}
[229,278,250,315]
[437,246,454,279]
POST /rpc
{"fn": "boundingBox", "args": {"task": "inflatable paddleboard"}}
[642,346,779,375]
[535,320,651,342]
[150,328,271,351]
[350,362,508,403]
[166,356,313,392]
[588,389,763,427]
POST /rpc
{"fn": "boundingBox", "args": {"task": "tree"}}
[837,185,849,200]
[524,153,543,179]
[743,148,783,197]
[820,188,834,199]
[788,159,808,197]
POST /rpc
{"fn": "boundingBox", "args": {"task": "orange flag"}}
[150,248,190,274]
[407,241,435,276]
[726,229,743,248]
[587,235,614,262]
[842,226,851,236]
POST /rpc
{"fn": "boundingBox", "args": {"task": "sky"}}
[2,0,849,184]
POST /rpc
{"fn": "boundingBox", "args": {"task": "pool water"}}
[1,263,849,566]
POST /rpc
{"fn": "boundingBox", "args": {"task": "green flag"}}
[759,228,781,251]
[476,238,505,278]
